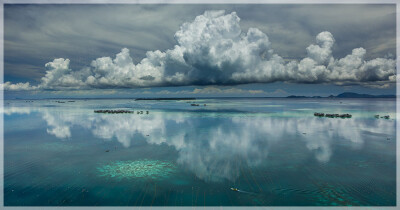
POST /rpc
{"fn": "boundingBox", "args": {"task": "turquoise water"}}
[3,98,396,206]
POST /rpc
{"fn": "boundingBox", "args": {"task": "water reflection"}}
[4,106,395,182]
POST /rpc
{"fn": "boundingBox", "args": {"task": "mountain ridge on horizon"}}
[287,92,396,98]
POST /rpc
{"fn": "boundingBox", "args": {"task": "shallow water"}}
[3,98,396,206]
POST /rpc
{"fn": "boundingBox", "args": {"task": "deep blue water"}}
[3,98,396,206]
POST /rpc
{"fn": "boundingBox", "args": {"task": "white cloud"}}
[3,10,396,91]
[1,82,37,91]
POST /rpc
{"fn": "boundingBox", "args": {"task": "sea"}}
[3,98,396,206]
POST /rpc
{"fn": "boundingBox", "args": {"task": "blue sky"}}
[3,4,396,98]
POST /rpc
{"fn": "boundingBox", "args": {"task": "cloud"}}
[3,10,396,91]
[1,82,37,91]
[5,5,395,85]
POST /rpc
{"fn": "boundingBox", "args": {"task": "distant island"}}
[135,97,196,101]
[287,92,396,98]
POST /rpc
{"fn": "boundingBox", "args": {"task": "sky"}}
[2,4,397,98]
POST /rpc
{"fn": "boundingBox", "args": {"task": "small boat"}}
[230,188,239,192]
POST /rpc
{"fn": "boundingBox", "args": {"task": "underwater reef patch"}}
[97,159,177,181]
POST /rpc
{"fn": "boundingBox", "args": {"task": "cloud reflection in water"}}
[4,106,395,182]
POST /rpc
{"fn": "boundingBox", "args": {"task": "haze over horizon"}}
[2,4,396,99]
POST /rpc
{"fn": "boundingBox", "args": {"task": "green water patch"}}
[97,159,177,181]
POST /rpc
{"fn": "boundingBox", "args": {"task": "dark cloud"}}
[139,75,155,81]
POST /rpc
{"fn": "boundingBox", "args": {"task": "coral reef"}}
[97,159,177,181]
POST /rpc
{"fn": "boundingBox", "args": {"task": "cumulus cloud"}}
[2,10,396,91]
[1,82,37,91]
